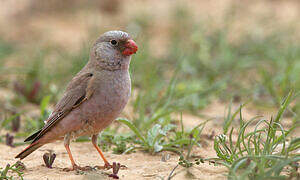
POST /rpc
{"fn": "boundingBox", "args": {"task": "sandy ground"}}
[0,0,299,179]
[1,141,226,180]
[0,100,232,180]
[1,100,298,180]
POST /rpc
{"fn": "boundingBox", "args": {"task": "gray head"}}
[91,30,138,71]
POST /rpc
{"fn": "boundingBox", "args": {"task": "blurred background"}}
[0,0,299,140]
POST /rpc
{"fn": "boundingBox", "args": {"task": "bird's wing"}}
[30,72,95,143]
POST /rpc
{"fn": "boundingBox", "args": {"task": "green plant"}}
[214,92,300,179]
[24,95,52,134]
[0,162,24,180]
[117,118,177,154]
[98,130,135,154]
[118,115,210,158]
[0,39,14,86]
[0,113,21,131]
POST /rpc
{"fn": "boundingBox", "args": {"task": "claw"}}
[94,163,112,170]
[63,164,93,171]
[104,162,112,169]
[94,162,127,170]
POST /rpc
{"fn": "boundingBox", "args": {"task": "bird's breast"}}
[81,70,131,133]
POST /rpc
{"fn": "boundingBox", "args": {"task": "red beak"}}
[122,39,138,56]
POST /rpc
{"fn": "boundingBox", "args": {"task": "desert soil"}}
[1,101,230,180]
[0,141,226,180]
[1,101,298,180]
[1,0,300,179]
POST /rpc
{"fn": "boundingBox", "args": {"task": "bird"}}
[15,30,138,171]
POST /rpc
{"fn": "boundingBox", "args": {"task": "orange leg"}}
[64,143,76,167]
[92,134,111,168]
[64,135,92,171]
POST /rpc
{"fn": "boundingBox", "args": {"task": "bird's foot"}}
[95,162,112,170]
[95,162,127,170]
[63,164,93,172]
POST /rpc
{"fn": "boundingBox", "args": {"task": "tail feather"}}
[15,142,43,160]
[24,130,42,142]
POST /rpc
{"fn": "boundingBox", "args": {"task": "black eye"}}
[110,40,118,45]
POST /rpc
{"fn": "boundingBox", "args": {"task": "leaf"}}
[161,124,176,135]
[287,137,300,153]
[223,102,247,134]
[190,118,212,135]
[147,124,162,146]
[1,113,20,129]
[117,118,148,146]
[154,142,163,152]
[40,95,51,114]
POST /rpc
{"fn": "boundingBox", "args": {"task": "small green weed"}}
[214,92,300,179]
[117,115,210,156]
[0,162,25,180]
[24,95,52,135]
[98,130,135,154]
[117,118,176,154]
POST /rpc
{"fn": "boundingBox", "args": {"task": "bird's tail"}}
[15,142,43,160]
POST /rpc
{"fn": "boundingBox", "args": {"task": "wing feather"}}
[31,72,94,143]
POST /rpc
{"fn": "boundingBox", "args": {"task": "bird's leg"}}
[92,134,112,169]
[63,134,92,171]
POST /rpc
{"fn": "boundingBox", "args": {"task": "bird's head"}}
[91,30,138,71]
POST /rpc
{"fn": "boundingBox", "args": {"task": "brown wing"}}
[29,72,95,143]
